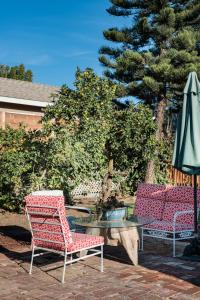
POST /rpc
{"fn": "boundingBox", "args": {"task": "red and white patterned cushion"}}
[68,233,104,252]
[134,197,164,220]
[162,202,193,224]
[136,183,166,200]
[31,232,104,252]
[25,195,73,249]
[144,220,193,231]
[165,185,195,203]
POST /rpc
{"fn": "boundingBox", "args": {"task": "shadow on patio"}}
[1,224,200,291]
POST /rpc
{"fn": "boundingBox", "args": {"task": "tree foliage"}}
[0,63,33,81]
[0,69,157,211]
[0,126,32,211]
[43,68,117,184]
[43,68,157,192]
[109,104,157,191]
[99,0,200,182]
[100,0,200,103]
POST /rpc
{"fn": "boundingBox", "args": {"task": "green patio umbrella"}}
[172,71,200,234]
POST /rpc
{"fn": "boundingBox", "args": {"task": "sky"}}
[0,0,129,88]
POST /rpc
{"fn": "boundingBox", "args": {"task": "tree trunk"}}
[144,160,155,183]
[101,158,113,201]
[145,98,167,183]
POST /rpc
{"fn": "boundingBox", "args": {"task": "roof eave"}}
[0,96,53,107]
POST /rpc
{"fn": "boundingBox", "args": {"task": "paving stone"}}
[178,265,195,270]
[168,293,197,299]
[1,223,200,300]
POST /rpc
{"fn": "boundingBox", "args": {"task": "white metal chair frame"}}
[26,203,103,283]
[141,209,195,257]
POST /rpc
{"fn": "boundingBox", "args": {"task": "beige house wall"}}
[0,77,56,130]
[0,103,44,130]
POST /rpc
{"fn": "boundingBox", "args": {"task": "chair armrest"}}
[173,209,194,227]
[65,205,92,216]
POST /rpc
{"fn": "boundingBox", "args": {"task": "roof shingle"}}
[0,77,59,102]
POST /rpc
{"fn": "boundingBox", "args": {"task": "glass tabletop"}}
[74,215,154,229]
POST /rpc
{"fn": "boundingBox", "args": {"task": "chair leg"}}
[173,234,176,257]
[29,246,35,274]
[138,238,140,250]
[62,252,67,284]
[141,228,144,251]
[70,254,73,265]
[100,245,103,272]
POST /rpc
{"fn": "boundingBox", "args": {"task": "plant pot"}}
[101,207,126,221]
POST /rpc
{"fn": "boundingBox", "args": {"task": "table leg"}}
[121,228,139,265]
[84,227,139,265]
[86,227,101,236]
[110,228,139,265]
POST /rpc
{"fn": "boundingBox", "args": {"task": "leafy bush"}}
[43,68,117,185]
[155,134,173,184]
[108,104,157,193]
[44,69,157,195]
[0,69,158,211]
[0,126,31,211]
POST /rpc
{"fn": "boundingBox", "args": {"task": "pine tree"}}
[8,66,18,80]
[25,70,33,82]
[17,64,25,80]
[0,65,10,78]
[0,64,33,82]
[99,0,200,182]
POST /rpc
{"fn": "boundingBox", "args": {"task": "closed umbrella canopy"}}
[172,71,200,233]
[173,72,200,174]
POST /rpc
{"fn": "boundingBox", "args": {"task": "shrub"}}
[0,126,31,211]
[0,69,158,211]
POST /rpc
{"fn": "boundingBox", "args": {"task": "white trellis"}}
[71,180,118,200]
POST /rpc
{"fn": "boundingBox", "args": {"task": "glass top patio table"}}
[74,215,154,229]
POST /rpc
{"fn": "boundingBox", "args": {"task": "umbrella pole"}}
[194,174,198,235]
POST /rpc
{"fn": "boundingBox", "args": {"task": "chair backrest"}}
[134,183,167,220]
[165,185,196,204]
[136,183,167,201]
[162,185,194,224]
[25,195,72,252]
[135,183,195,223]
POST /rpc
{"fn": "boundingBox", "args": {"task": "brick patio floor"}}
[1,213,200,299]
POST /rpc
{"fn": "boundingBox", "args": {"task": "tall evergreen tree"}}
[24,70,33,82]
[99,0,200,182]
[8,66,18,80]
[0,65,10,78]
[0,64,33,82]
[17,64,25,80]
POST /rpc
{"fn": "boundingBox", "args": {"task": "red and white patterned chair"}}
[25,195,104,283]
[31,190,92,232]
[135,183,196,257]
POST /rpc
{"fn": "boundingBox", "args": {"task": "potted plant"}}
[96,194,127,221]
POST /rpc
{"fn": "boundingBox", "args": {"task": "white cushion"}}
[31,190,63,196]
